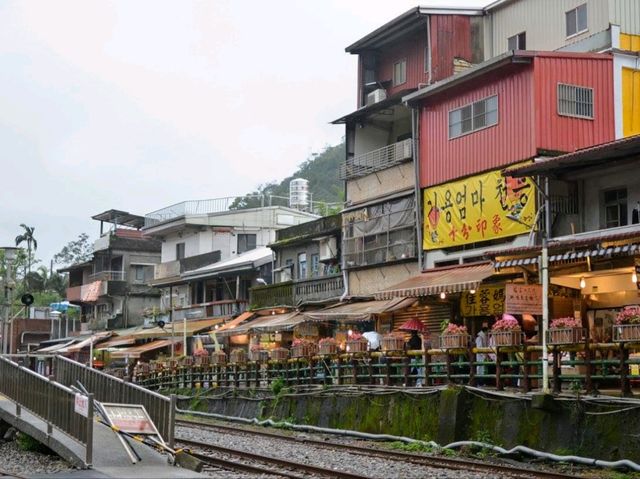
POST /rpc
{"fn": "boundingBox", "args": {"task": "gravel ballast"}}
[0,440,75,476]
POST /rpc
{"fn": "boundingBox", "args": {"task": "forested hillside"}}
[231,142,345,213]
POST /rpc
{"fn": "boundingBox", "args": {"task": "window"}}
[566,4,587,37]
[298,253,307,279]
[176,242,185,260]
[311,254,320,277]
[603,188,628,228]
[393,59,406,86]
[557,84,593,119]
[507,32,526,50]
[237,234,257,254]
[134,265,145,282]
[449,95,498,139]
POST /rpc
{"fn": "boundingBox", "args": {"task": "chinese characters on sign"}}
[460,286,505,317]
[101,404,157,435]
[504,284,542,315]
[423,166,536,250]
[74,393,89,418]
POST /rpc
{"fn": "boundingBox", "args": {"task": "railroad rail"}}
[176,418,582,479]
[176,437,371,478]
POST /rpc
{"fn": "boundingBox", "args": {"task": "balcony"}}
[274,214,341,244]
[170,300,248,322]
[340,139,412,181]
[66,285,82,302]
[154,251,222,280]
[250,274,344,309]
[89,270,126,282]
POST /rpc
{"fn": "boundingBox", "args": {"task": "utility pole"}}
[1,247,18,355]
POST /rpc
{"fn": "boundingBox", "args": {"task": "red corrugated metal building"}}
[404,51,614,188]
[345,7,483,108]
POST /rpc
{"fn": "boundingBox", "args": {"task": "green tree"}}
[52,233,93,267]
[15,224,37,287]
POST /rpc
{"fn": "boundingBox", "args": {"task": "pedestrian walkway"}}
[0,395,203,478]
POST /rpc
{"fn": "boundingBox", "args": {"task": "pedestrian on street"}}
[475,324,488,385]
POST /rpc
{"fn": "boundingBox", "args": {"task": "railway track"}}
[176,437,371,478]
[176,418,583,479]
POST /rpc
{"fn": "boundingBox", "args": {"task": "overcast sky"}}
[0,0,490,266]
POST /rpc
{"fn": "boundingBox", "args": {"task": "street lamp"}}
[2,247,19,355]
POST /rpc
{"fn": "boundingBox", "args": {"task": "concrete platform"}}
[0,395,203,478]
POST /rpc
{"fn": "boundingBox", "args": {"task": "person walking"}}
[475,324,489,385]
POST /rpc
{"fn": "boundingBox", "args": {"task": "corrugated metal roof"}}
[374,263,494,299]
[304,298,411,322]
[109,339,173,359]
[130,318,223,339]
[183,247,272,280]
[506,134,640,177]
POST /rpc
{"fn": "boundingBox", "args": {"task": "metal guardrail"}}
[340,139,413,180]
[52,355,175,446]
[0,356,94,465]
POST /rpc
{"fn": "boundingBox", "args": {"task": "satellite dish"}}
[21,293,34,306]
[156,320,166,329]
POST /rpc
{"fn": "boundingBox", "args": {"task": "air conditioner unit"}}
[366,88,387,106]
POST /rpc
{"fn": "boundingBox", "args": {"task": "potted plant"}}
[345,332,368,353]
[440,323,469,349]
[249,344,270,362]
[381,332,405,352]
[270,347,289,361]
[291,338,318,358]
[613,306,640,342]
[490,315,522,347]
[318,337,338,355]
[194,348,210,366]
[230,348,247,364]
[211,349,227,365]
[548,317,583,345]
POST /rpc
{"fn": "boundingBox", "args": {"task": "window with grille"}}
[603,188,628,229]
[448,95,498,139]
[566,4,587,37]
[507,32,526,50]
[176,242,185,260]
[393,59,406,86]
[557,83,593,119]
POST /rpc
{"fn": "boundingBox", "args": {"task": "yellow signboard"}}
[423,167,536,250]
[460,285,505,317]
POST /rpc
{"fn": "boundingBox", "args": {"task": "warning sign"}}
[101,404,158,435]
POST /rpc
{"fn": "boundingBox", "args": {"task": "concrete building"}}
[61,210,161,330]
[142,197,318,318]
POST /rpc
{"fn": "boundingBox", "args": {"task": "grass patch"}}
[16,433,53,454]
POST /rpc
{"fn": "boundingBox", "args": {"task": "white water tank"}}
[289,178,310,210]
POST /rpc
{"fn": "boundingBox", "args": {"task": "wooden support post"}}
[385,357,391,386]
[446,353,453,385]
[351,357,358,385]
[367,354,373,385]
[620,345,632,397]
[423,351,430,387]
[403,355,410,387]
[552,348,561,394]
[522,349,530,393]
[336,357,342,385]
[495,350,503,391]
[468,349,476,387]
[234,364,239,389]
[584,341,593,394]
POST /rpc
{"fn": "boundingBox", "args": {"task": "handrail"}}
[0,356,94,466]
[52,356,174,445]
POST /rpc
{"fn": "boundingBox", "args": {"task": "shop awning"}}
[213,311,255,335]
[109,339,173,359]
[216,315,275,337]
[130,318,224,339]
[62,332,113,353]
[36,340,78,353]
[374,263,495,300]
[94,336,137,350]
[303,298,410,322]
[248,312,305,333]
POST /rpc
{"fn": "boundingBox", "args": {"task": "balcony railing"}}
[250,282,294,309]
[155,251,222,280]
[340,139,413,180]
[89,270,126,282]
[144,195,290,228]
[250,274,344,309]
